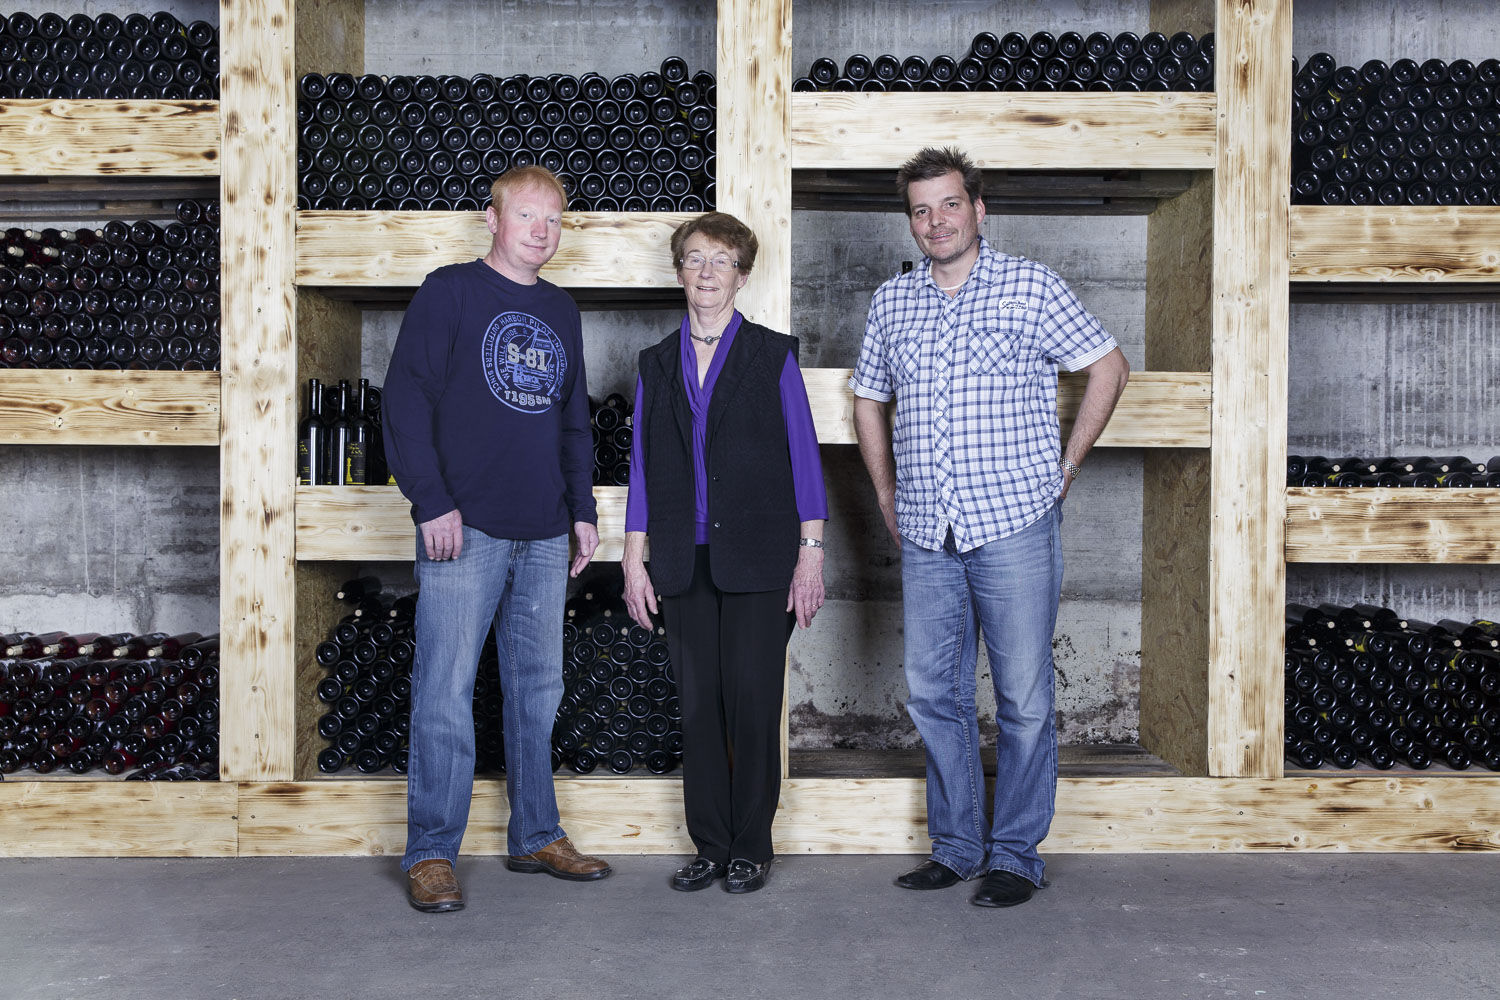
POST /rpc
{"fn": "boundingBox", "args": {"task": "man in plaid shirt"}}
[852,147,1129,908]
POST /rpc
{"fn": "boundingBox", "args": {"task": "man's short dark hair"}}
[895,147,983,215]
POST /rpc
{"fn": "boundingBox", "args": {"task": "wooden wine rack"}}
[5,0,1500,856]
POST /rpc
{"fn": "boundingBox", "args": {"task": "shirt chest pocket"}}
[966,321,1023,377]
[889,333,925,387]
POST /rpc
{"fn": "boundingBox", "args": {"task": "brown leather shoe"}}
[506,836,612,881]
[406,859,464,912]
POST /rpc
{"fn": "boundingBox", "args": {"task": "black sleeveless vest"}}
[638,321,801,595]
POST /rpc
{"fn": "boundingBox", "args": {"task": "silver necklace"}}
[689,332,722,346]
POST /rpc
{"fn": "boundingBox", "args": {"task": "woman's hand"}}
[787,547,825,629]
[623,556,659,629]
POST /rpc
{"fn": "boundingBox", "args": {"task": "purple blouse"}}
[624,311,828,542]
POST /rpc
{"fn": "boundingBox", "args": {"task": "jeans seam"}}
[504,541,522,816]
[953,566,983,854]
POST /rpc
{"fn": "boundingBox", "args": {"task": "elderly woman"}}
[622,212,827,894]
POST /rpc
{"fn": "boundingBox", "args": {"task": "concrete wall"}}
[6,0,1499,750]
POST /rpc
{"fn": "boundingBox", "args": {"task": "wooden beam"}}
[0,370,219,445]
[717,0,792,332]
[235,775,1500,855]
[0,781,238,856]
[1290,206,1500,282]
[1286,488,1500,563]
[295,211,694,288]
[0,100,220,176]
[1209,0,1290,778]
[790,93,1217,171]
[219,0,297,781]
[803,368,1212,447]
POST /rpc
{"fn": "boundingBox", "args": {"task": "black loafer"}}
[971,870,1035,907]
[670,857,725,892]
[895,859,963,890]
[724,858,769,894]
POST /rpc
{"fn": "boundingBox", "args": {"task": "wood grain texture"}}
[1285,488,1500,563]
[1141,165,1214,776]
[790,92,1217,171]
[1151,0,1215,35]
[294,0,363,76]
[0,101,220,176]
[219,0,298,781]
[717,0,791,332]
[0,781,238,856]
[236,776,1500,855]
[1208,0,1290,779]
[0,370,219,445]
[296,485,631,562]
[804,369,1212,447]
[1290,206,1500,282]
[295,211,694,287]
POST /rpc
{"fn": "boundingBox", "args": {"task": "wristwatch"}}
[1061,458,1081,481]
[799,537,824,549]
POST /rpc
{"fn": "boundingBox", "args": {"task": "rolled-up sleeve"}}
[850,296,893,402]
[780,352,828,522]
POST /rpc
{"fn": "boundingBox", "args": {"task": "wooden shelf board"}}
[1286,488,1500,563]
[790,92,1216,171]
[0,780,238,857]
[1290,206,1500,283]
[0,369,220,446]
[0,100,220,177]
[295,211,697,289]
[296,484,629,562]
[4,773,1496,855]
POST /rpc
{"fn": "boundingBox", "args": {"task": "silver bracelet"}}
[1061,458,1081,481]
[799,537,824,549]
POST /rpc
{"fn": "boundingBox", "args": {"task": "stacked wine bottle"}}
[1286,603,1500,771]
[794,29,1214,92]
[314,577,683,776]
[0,630,220,779]
[1292,53,1500,205]
[591,392,633,487]
[297,56,716,212]
[0,11,218,100]
[298,376,389,486]
[0,200,222,370]
[1287,454,1500,487]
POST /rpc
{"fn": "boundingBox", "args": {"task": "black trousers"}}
[662,545,793,865]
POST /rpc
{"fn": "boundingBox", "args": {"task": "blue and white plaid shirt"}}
[851,238,1117,552]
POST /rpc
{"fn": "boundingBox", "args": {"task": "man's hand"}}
[420,509,463,561]
[570,521,599,577]
[787,548,826,629]
[623,557,659,629]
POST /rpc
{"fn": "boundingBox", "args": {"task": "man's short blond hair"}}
[489,166,568,213]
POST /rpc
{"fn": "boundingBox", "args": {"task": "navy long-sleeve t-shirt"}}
[383,259,597,539]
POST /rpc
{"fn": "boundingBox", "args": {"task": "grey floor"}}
[3,854,1498,1000]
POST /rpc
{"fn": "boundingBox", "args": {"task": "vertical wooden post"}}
[218,0,298,781]
[1209,0,1291,777]
[1140,0,1215,776]
[717,0,793,773]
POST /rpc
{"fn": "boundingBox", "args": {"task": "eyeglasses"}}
[680,253,739,272]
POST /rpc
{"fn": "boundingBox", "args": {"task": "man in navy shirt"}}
[384,166,608,912]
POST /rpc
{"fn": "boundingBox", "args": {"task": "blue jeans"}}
[403,526,568,869]
[900,503,1063,886]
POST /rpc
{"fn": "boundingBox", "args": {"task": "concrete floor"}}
[3,854,1497,1000]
